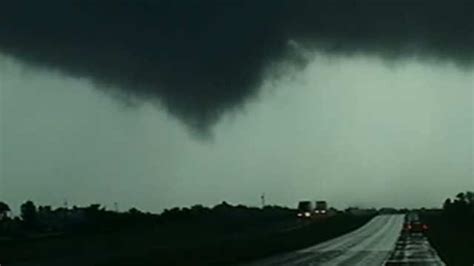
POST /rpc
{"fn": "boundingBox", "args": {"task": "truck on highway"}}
[314,201,328,215]
[297,201,314,218]
[297,200,330,218]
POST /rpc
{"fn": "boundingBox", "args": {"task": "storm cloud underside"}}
[1,0,473,131]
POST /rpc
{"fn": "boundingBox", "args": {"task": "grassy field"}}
[100,214,371,266]
[421,212,474,266]
[2,214,372,266]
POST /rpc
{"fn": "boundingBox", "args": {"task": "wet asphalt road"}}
[385,228,445,265]
[244,214,445,266]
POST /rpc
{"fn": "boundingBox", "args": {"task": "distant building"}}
[346,207,377,216]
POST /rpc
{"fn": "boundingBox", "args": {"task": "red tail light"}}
[422,224,428,230]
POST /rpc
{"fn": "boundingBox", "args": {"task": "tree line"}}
[0,200,294,238]
[1,191,472,239]
[441,191,474,224]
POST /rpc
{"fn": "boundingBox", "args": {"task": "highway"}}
[385,214,445,266]
[243,214,444,266]
[385,233,445,265]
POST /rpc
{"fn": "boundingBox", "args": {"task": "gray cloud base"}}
[1,0,473,132]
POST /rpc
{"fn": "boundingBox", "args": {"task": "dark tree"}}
[443,198,452,210]
[128,208,142,216]
[20,200,37,228]
[0,201,10,219]
[455,192,466,203]
[466,191,474,205]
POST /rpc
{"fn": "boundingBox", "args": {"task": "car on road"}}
[403,212,428,235]
[403,221,428,234]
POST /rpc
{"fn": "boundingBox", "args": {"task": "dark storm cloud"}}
[1,0,473,131]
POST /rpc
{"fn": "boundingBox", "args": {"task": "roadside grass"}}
[99,214,372,266]
[1,214,372,266]
[421,212,474,266]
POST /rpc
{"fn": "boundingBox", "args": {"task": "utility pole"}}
[114,202,119,212]
[261,193,266,208]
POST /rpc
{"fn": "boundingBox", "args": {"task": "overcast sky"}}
[1,51,472,212]
[0,1,473,213]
